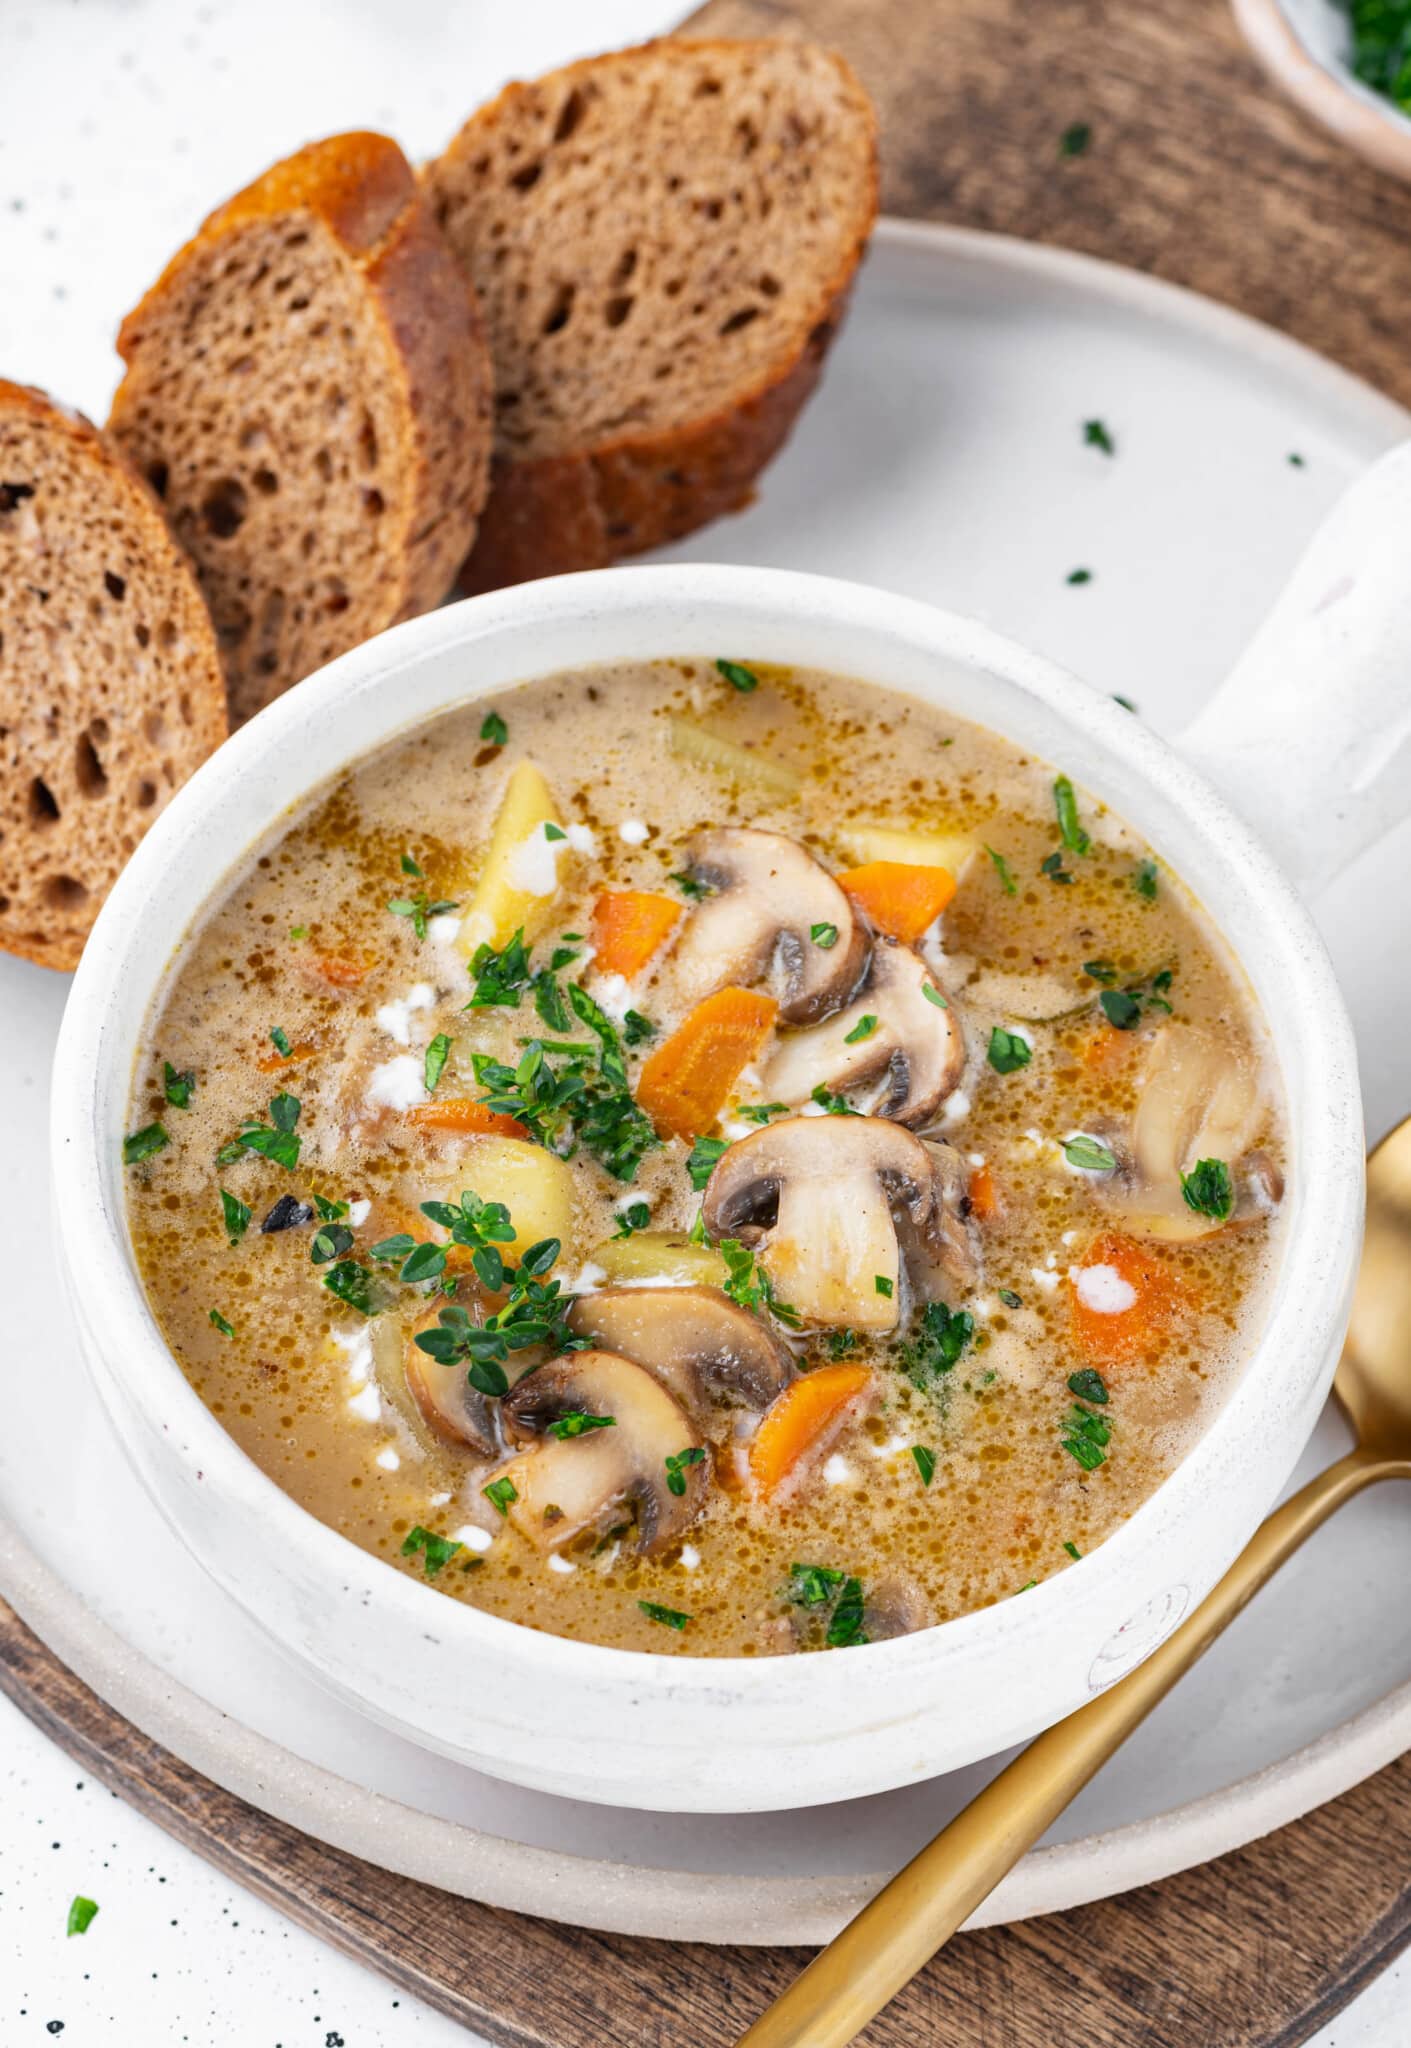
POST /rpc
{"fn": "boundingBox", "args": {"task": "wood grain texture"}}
[686,0,1411,408]
[1,1589,1408,2047]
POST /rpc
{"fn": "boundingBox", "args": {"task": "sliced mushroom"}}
[492,1349,707,1556]
[1106,1024,1270,1241]
[700,1116,977,1330]
[760,941,964,1127]
[369,1304,502,1456]
[666,827,868,1023]
[568,1286,794,1420]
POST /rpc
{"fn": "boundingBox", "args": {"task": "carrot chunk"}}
[749,1364,874,1500]
[637,987,778,1141]
[1068,1230,1180,1369]
[589,890,681,979]
[836,861,957,944]
[256,1039,319,1073]
[967,1162,999,1220]
[404,1098,529,1140]
[1080,1023,1137,1074]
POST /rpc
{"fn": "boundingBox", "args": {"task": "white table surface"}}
[0,3,1404,2042]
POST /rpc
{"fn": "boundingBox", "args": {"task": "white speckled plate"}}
[4,220,1410,1946]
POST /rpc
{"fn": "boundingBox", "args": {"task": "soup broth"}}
[127,659,1286,1656]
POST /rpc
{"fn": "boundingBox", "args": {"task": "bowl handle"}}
[1179,438,1411,896]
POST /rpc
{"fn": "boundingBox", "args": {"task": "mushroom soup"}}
[126,659,1287,1656]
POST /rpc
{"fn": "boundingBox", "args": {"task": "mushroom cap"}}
[667,827,869,1023]
[495,1349,706,1555]
[568,1285,794,1420]
[701,1116,977,1330]
[760,941,964,1127]
[371,1309,501,1456]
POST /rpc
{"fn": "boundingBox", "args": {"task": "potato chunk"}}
[459,759,567,958]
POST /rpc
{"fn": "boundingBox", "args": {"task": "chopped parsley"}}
[1181,1156,1234,1221]
[269,1025,292,1059]
[66,1896,99,1938]
[844,1013,878,1044]
[789,1563,846,1606]
[987,1025,1032,1074]
[686,1134,730,1191]
[1061,1402,1111,1471]
[466,930,534,1009]
[611,1199,652,1239]
[665,1445,706,1497]
[289,925,308,941]
[313,1193,348,1222]
[1083,960,1118,985]
[985,845,1018,895]
[311,1222,354,1264]
[401,1525,464,1578]
[473,1021,658,1183]
[387,885,460,942]
[547,1411,616,1439]
[826,1575,868,1649]
[874,1273,894,1298]
[911,1445,936,1487]
[736,1101,789,1125]
[162,1061,194,1108]
[668,870,711,901]
[1063,1539,1083,1560]
[639,1600,691,1630]
[424,1032,453,1093]
[823,1329,859,1359]
[217,1093,302,1172]
[1054,774,1091,855]
[220,1190,251,1244]
[208,1308,235,1339]
[1067,1367,1110,1405]
[483,1476,518,1517]
[901,1300,973,1386]
[1067,567,1093,586]
[123,1122,169,1165]
[1083,417,1115,455]
[401,853,423,877]
[998,1288,1023,1309]
[1063,1133,1117,1173]
[921,983,948,1010]
[1041,851,1074,885]
[719,1237,800,1327]
[1112,693,1138,713]
[323,1260,382,1316]
[1059,120,1091,156]
[623,1009,656,1046]
[811,921,839,948]
[1133,858,1159,901]
[810,1082,858,1116]
[480,711,508,747]
[715,658,759,693]
[543,822,567,843]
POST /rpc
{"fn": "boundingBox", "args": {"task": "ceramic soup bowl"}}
[52,443,1411,1813]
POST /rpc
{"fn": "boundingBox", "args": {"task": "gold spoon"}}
[737,1116,1411,2048]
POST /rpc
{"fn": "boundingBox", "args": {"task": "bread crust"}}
[0,379,226,972]
[110,133,493,721]
[429,40,877,593]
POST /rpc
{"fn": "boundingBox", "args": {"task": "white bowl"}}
[53,442,1411,1812]
[1233,0,1411,181]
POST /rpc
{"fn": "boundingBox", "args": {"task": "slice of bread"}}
[108,132,494,726]
[423,38,877,591]
[0,380,227,971]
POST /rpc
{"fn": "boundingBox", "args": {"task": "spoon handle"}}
[736,1444,1398,2048]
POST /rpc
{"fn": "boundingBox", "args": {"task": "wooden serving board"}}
[7,3,1409,2043]
[1,1589,1409,2046]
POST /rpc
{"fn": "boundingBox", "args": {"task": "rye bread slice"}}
[423,37,877,591]
[0,380,227,971]
[108,132,494,726]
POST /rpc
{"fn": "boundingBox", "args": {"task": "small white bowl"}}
[52,435,1411,1812]
[1234,0,1411,180]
